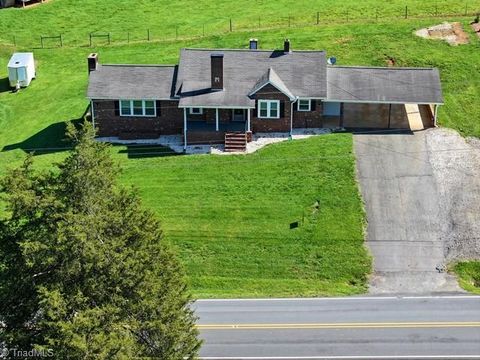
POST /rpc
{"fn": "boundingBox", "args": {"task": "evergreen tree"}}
[0,123,201,359]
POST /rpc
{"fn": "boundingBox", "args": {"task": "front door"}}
[232,109,246,122]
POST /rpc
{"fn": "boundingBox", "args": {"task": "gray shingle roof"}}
[87,64,177,100]
[249,68,295,100]
[327,66,443,104]
[176,48,327,108]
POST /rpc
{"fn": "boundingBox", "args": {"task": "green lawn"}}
[1,5,480,296]
[452,262,480,294]
[118,135,369,297]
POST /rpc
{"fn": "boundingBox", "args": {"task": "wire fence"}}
[3,3,480,49]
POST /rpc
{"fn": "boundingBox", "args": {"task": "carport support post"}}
[215,108,219,131]
[388,104,392,128]
[433,104,438,127]
[183,108,188,150]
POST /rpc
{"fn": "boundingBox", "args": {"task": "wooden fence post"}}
[229,18,233,32]
[147,29,150,41]
[60,34,63,47]
[175,26,178,40]
[405,5,408,19]
[89,33,92,47]
[13,35,16,47]
[40,36,44,48]
[317,11,319,25]
[127,32,130,44]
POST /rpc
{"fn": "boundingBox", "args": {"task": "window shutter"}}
[156,100,161,117]
[311,100,316,111]
[114,101,120,116]
[280,101,285,118]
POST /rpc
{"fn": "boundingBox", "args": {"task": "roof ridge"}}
[100,64,177,68]
[328,65,438,71]
[181,47,326,53]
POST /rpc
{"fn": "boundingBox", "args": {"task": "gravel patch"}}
[425,128,480,261]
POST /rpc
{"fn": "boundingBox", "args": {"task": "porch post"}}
[247,108,251,132]
[215,108,219,131]
[433,104,438,127]
[183,108,187,150]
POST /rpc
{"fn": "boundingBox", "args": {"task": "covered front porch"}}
[183,107,252,147]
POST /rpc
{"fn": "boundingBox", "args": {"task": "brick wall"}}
[93,99,183,138]
[292,100,324,128]
[250,84,291,132]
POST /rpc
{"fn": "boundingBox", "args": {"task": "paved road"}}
[195,296,480,359]
[353,130,462,294]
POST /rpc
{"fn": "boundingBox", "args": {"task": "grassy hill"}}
[1,1,480,296]
[1,0,480,47]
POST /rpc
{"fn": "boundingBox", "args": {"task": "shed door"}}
[17,67,27,82]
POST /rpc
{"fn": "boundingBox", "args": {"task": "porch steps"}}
[225,132,247,152]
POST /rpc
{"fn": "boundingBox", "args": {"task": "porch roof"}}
[326,66,444,105]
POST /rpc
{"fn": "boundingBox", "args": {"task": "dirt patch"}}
[472,23,480,38]
[415,22,469,46]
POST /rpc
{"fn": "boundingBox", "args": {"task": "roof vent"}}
[249,38,258,50]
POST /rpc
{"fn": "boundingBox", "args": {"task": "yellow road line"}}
[197,321,480,330]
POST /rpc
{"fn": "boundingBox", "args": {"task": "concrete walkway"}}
[354,129,463,294]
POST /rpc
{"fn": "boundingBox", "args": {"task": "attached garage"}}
[326,66,444,130]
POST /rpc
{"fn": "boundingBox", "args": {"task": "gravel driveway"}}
[354,128,480,294]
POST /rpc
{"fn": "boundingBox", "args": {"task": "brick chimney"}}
[283,39,291,53]
[211,53,224,90]
[249,38,258,50]
[88,53,98,74]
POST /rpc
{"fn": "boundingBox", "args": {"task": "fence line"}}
[3,6,479,49]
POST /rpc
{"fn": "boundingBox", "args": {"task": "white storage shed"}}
[8,53,36,89]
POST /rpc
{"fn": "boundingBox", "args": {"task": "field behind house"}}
[1,0,480,296]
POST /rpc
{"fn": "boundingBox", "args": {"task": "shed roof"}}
[177,48,327,108]
[326,66,443,104]
[87,64,177,100]
[8,53,34,68]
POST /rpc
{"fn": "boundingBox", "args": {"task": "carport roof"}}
[326,66,444,105]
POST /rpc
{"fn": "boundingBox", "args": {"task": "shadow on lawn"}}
[116,144,181,159]
[2,118,83,156]
[0,77,12,94]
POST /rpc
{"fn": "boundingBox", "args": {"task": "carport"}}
[325,66,444,130]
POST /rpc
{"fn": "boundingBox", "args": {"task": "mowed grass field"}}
[1,0,479,47]
[1,1,480,296]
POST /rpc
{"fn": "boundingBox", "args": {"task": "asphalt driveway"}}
[354,129,466,294]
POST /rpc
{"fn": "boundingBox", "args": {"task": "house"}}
[87,39,443,151]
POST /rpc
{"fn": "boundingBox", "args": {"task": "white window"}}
[297,99,311,112]
[189,108,203,115]
[257,100,280,119]
[119,100,157,117]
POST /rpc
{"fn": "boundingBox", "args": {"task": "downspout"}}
[290,97,298,138]
[90,100,95,130]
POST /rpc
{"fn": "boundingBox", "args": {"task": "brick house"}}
[87,39,443,151]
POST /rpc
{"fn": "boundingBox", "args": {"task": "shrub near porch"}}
[119,134,370,298]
